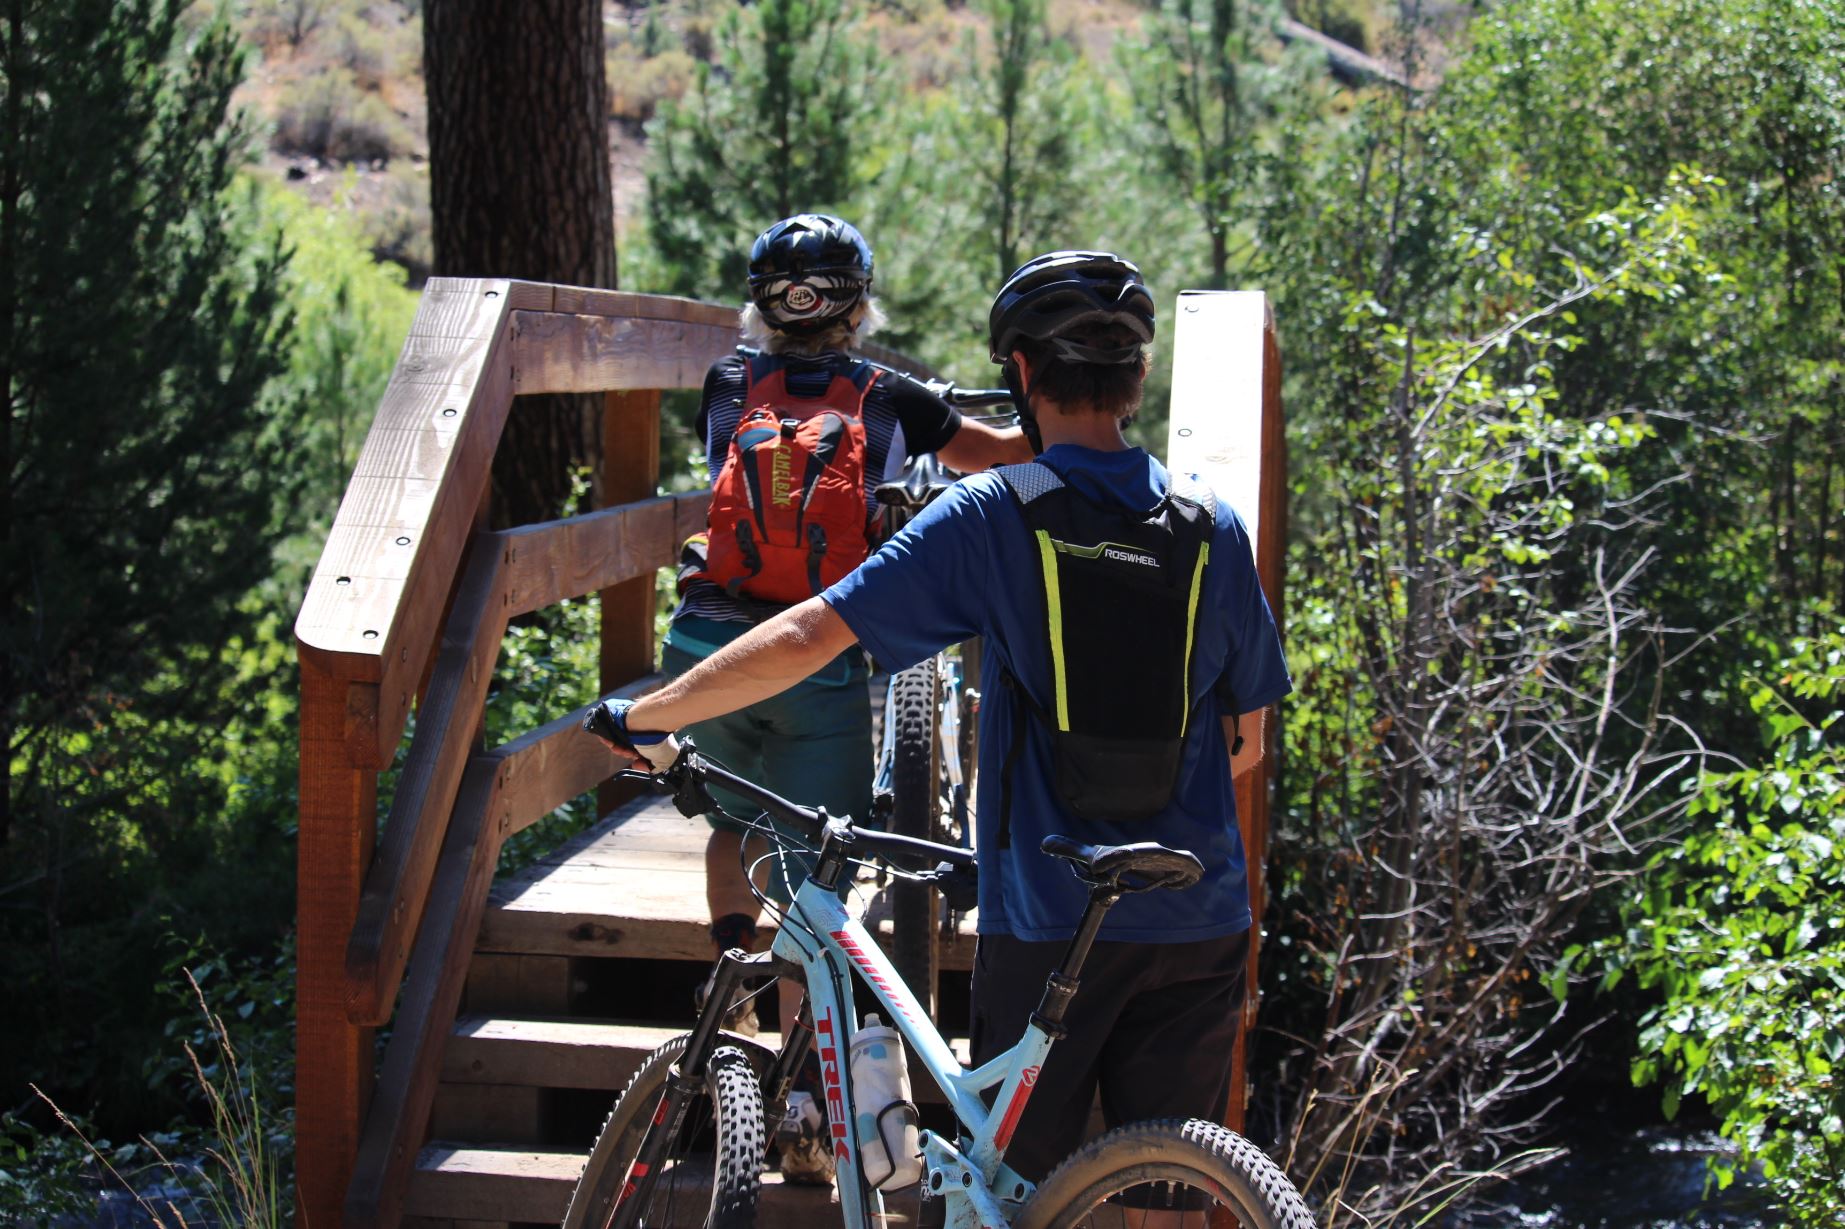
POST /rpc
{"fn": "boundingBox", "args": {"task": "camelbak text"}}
[771,442,795,506]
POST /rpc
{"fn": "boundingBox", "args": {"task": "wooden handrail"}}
[295,282,768,770]
[297,279,543,769]
[343,493,708,1026]
[343,675,663,1228]
[296,273,950,1229]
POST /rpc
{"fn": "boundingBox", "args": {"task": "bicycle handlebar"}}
[911,375,1013,410]
[615,740,978,873]
[942,386,1013,409]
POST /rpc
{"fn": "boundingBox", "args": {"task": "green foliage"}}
[2,0,302,1125]
[487,593,608,873]
[1433,0,1845,749]
[253,173,420,534]
[1119,0,1318,287]
[1614,621,1845,1222]
[0,1111,92,1223]
[2,953,295,1227]
[0,0,421,1144]
[953,0,1086,282]
[643,0,893,298]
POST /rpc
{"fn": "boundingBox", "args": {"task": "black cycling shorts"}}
[969,928,1250,1182]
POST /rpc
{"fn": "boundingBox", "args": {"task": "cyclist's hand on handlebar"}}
[583,698,682,772]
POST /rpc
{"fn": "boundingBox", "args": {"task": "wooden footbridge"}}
[292,280,1283,1229]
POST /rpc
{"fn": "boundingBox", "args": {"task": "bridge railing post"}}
[296,664,379,1229]
[1165,291,1286,1135]
[599,388,662,816]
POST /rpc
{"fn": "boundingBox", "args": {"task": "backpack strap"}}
[1167,474,1242,753]
[992,463,1063,848]
[1166,471,1217,522]
[993,460,1066,505]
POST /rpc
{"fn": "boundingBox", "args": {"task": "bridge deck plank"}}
[481,794,978,969]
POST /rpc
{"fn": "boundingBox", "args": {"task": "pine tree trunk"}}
[424,0,615,527]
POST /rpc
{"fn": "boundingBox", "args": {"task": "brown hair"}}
[1016,325,1149,420]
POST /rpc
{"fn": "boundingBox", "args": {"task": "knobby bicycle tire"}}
[563,1033,770,1229]
[887,658,943,1015]
[1014,1118,1315,1229]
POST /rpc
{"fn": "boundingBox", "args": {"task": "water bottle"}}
[848,1013,922,1189]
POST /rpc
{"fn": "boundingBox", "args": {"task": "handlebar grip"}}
[945,387,1014,408]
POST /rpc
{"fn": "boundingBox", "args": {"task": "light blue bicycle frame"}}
[773,871,1047,1229]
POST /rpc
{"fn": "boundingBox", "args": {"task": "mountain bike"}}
[561,736,1316,1229]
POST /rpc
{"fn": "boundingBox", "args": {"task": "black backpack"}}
[993,461,1218,843]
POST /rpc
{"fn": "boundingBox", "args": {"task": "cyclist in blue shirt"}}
[595,251,1291,1182]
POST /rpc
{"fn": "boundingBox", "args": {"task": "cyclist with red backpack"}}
[666,215,1029,1059]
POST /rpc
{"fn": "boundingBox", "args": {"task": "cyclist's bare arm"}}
[936,414,1033,472]
[628,597,859,733]
[1228,709,1266,781]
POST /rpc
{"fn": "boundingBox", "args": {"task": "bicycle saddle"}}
[1040,835,1204,893]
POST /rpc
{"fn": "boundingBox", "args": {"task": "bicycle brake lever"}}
[667,754,718,820]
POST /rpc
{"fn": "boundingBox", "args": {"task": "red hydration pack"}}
[701,353,882,605]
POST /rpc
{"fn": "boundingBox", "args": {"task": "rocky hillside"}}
[227,0,1427,287]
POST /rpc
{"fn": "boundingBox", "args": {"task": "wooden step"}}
[443,1014,970,1103]
[480,794,978,969]
[404,1143,868,1228]
[443,1015,684,1090]
[404,1144,581,1222]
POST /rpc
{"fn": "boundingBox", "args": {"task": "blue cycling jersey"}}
[823,444,1291,942]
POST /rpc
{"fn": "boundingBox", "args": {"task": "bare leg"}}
[706,828,805,1034]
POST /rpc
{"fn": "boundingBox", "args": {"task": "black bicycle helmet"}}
[987,250,1155,364]
[746,214,875,334]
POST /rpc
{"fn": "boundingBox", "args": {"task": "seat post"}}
[1030,885,1121,1039]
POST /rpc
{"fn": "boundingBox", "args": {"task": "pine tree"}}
[644,0,889,299]
[1121,0,1312,288]
[1,0,298,1111]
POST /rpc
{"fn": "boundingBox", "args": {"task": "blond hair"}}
[739,295,887,355]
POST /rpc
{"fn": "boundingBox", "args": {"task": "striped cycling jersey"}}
[678,349,962,625]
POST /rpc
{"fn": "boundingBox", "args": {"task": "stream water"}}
[1446,1120,1780,1229]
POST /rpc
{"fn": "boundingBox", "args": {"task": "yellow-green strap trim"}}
[1035,529,1071,731]
[1180,541,1210,734]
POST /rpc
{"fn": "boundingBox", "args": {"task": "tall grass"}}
[30,969,287,1228]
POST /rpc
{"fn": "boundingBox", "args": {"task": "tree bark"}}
[424,0,615,527]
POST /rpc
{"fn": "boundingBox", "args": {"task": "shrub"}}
[607,46,698,122]
[1612,619,1845,1223]
[272,66,412,162]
